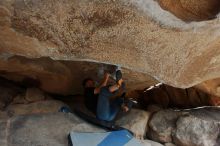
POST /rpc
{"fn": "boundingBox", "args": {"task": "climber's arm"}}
[94,73,110,94]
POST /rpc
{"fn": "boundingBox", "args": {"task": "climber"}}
[82,70,133,121]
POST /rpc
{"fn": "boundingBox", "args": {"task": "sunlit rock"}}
[0,0,220,89]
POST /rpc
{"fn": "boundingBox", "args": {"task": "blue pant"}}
[96,87,123,121]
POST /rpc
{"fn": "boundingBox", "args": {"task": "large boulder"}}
[148,108,220,146]
[148,110,182,143]
[173,108,220,146]
[116,109,152,139]
[1,113,104,146]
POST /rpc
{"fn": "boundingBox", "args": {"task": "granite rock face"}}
[0,0,220,90]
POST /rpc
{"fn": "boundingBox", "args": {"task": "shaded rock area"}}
[25,87,48,102]
[0,77,24,110]
[0,78,164,146]
[0,111,8,119]
[0,55,157,95]
[0,80,67,116]
[0,56,74,95]
[142,84,212,109]
[7,100,66,117]
[1,55,218,110]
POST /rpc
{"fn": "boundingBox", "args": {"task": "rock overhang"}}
[0,0,220,93]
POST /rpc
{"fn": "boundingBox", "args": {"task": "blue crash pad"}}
[69,130,143,146]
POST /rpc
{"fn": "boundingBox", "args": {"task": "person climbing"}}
[82,70,132,121]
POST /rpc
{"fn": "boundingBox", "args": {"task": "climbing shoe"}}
[116,70,122,83]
